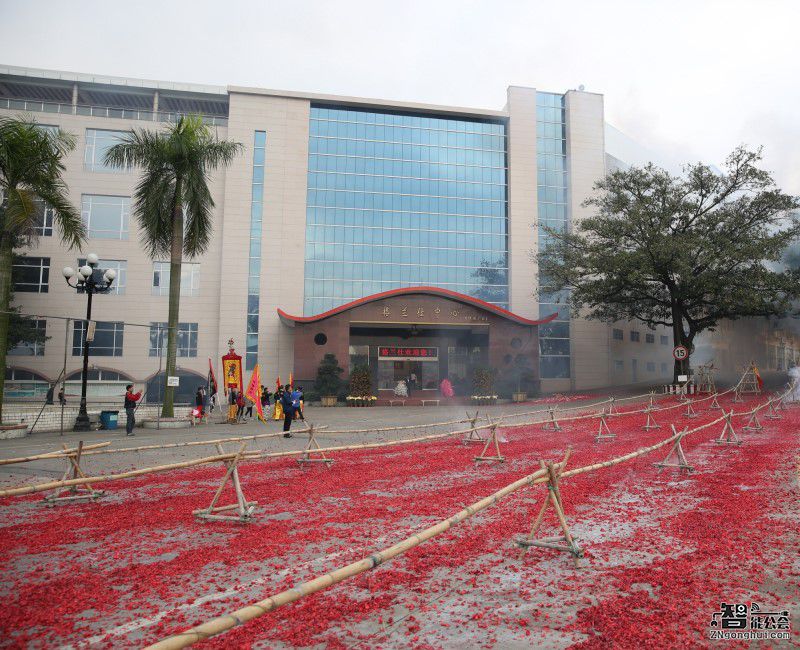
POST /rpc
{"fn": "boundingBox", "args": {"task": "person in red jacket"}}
[124,384,142,436]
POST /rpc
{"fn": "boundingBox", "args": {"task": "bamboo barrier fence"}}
[0,429,310,467]
[146,389,789,650]
[0,452,244,498]
[0,375,752,501]
[0,441,111,466]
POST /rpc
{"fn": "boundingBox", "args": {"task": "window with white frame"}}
[8,319,46,356]
[13,256,50,293]
[149,322,198,357]
[630,330,640,342]
[152,262,200,296]
[84,129,131,172]
[660,335,670,345]
[72,321,124,357]
[81,195,130,239]
[77,258,127,294]
[645,333,655,343]
[613,359,624,372]
[33,200,54,236]
[646,361,656,372]
[612,328,623,341]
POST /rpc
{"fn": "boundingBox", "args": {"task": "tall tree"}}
[105,116,241,417]
[537,147,800,382]
[0,116,85,422]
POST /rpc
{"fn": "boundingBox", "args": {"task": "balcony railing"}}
[0,98,228,127]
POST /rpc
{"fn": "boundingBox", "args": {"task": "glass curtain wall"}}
[246,131,266,370]
[536,92,571,379]
[305,105,508,315]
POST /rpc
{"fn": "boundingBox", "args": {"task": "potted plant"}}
[314,353,343,407]
[470,367,498,405]
[347,365,375,406]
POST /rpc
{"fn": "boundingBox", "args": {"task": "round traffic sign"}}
[672,345,689,361]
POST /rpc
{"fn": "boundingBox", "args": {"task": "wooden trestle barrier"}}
[462,411,485,444]
[474,416,504,463]
[765,397,782,420]
[654,426,693,472]
[193,443,257,523]
[710,392,722,409]
[595,409,615,441]
[684,399,698,418]
[716,410,741,445]
[542,406,562,432]
[297,424,334,467]
[43,440,106,505]
[742,409,763,432]
[642,406,661,430]
[515,448,583,567]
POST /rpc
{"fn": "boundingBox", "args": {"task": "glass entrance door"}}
[378,359,440,390]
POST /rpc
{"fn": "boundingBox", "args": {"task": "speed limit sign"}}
[672,345,689,361]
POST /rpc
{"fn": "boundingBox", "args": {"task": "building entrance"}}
[349,325,487,396]
[280,286,550,400]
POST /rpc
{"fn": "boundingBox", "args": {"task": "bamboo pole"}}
[145,462,556,650]
[0,452,243,498]
[79,429,306,456]
[0,441,112,466]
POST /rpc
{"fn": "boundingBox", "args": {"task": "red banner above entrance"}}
[379,346,438,360]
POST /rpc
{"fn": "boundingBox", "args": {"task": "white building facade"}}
[1,65,674,401]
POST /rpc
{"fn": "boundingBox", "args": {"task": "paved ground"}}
[0,391,633,485]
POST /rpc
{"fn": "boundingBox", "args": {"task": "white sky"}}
[1,0,798,192]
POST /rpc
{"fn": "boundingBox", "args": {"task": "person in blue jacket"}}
[280,385,295,437]
[291,385,305,421]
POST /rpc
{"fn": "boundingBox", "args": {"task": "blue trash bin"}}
[100,410,119,430]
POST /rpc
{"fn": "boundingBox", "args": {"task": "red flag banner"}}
[246,364,266,422]
[222,347,243,397]
[754,365,764,390]
[208,358,218,395]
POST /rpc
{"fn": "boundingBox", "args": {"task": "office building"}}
[0,65,674,401]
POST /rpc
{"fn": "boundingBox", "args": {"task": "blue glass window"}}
[246,131,266,370]
[536,92,570,379]
[304,105,508,314]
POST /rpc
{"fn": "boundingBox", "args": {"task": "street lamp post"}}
[63,253,116,431]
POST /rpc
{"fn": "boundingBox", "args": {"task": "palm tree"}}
[0,116,85,423]
[105,116,241,417]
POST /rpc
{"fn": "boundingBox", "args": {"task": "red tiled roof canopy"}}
[277,286,559,327]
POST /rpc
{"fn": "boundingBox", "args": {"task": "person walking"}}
[58,387,66,406]
[195,386,205,416]
[227,389,238,423]
[273,386,284,421]
[292,385,305,421]
[260,385,270,413]
[409,371,418,394]
[124,384,142,436]
[236,390,246,422]
[281,385,295,437]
